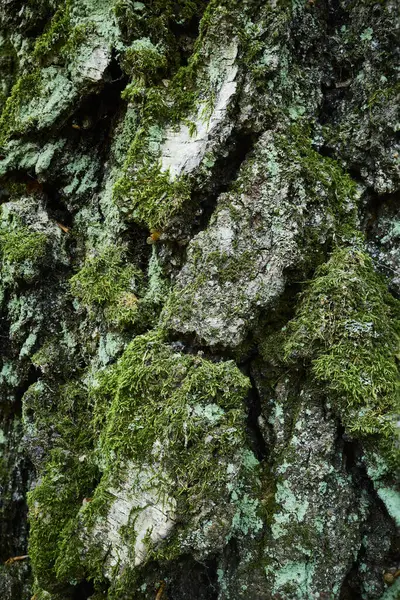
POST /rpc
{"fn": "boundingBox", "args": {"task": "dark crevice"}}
[149,555,219,600]
[318,77,351,126]
[42,181,74,228]
[14,364,41,416]
[244,368,268,461]
[361,189,400,236]
[0,409,34,562]
[316,144,335,158]
[347,165,363,183]
[169,13,204,68]
[122,222,153,275]
[71,579,95,600]
[67,58,127,138]
[104,51,127,85]
[326,0,348,34]
[361,189,400,292]
[317,1,355,126]
[337,427,388,516]
[0,170,76,234]
[191,130,260,237]
[335,424,399,599]
[31,56,128,217]
[8,457,33,558]
[339,568,364,600]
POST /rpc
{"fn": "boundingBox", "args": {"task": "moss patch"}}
[27,331,254,594]
[27,381,99,591]
[0,212,49,284]
[92,330,251,505]
[0,228,47,266]
[69,247,142,327]
[284,243,400,464]
[113,142,192,230]
[0,72,42,147]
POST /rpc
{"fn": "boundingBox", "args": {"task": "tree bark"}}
[0,1,399,599]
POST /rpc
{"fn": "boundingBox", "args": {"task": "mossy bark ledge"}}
[0,1,399,599]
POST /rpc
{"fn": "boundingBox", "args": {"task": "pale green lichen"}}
[379,579,400,600]
[271,481,309,540]
[0,1,398,599]
[376,488,400,527]
[272,561,316,598]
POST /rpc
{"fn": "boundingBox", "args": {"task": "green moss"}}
[113,0,213,230]
[28,331,253,594]
[114,55,200,229]
[104,291,139,327]
[70,245,171,331]
[113,147,191,230]
[121,38,167,82]
[92,330,250,505]
[0,228,47,265]
[368,82,400,110]
[32,1,72,63]
[27,381,99,591]
[114,0,207,52]
[32,1,97,66]
[70,247,143,326]
[28,453,98,590]
[68,21,98,48]
[0,71,41,147]
[216,250,255,284]
[284,243,400,463]
[277,124,358,224]
[0,213,49,284]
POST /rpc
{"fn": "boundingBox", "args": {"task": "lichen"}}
[0,0,398,598]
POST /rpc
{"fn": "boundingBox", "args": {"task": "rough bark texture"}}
[0,1,399,599]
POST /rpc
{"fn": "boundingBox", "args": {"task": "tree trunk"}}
[0,1,399,599]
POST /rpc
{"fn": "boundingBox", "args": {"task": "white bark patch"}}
[160,43,239,178]
[79,45,110,82]
[87,463,176,576]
